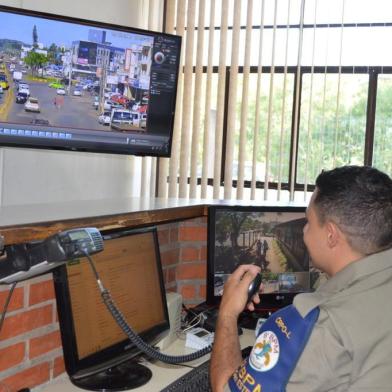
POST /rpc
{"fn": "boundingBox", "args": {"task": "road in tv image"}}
[0,10,153,132]
[213,211,320,296]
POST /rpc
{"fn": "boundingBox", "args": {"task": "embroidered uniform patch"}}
[249,330,280,372]
[228,305,320,392]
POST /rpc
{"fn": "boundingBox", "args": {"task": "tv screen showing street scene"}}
[211,207,322,296]
[0,6,181,156]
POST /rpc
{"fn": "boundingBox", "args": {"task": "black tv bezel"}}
[206,205,309,312]
[0,5,181,158]
[52,227,170,379]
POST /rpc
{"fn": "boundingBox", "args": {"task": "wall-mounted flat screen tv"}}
[0,6,181,157]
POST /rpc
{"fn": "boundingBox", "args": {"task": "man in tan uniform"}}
[210,165,392,391]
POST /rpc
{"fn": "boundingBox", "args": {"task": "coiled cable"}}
[83,252,212,364]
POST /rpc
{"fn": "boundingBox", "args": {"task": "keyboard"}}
[160,346,253,392]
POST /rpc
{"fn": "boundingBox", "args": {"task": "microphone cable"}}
[83,251,212,365]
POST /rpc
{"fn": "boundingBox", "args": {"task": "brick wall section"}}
[0,217,208,391]
[158,217,208,306]
[0,275,63,392]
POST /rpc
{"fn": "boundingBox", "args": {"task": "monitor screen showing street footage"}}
[0,6,181,157]
[207,206,323,307]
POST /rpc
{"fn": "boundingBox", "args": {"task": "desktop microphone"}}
[0,228,103,284]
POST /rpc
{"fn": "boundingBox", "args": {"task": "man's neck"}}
[328,247,365,276]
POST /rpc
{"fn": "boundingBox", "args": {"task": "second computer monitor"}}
[207,205,322,311]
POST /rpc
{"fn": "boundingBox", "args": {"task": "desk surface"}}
[38,329,255,392]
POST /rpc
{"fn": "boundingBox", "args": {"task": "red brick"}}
[0,305,53,340]
[53,356,65,378]
[180,247,199,262]
[0,287,24,312]
[0,383,9,392]
[180,285,196,300]
[176,263,206,280]
[170,227,179,242]
[178,226,207,241]
[29,279,55,306]
[160,248,179,267]
[157,229,170,246]
[2,362,50,391]
[200,246,207,261]
[182,217,206,226]
[200,284,207,300]
[0,343,25,372]
[29,330,62,359]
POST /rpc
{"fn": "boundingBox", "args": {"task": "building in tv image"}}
[0,6,180,156]
[213,209,318,296]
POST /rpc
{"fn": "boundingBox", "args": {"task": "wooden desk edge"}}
[0,204,209,245]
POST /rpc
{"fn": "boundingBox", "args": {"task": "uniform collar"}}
[294,247,392,317]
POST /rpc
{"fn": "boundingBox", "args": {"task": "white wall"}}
[0,0,156,208]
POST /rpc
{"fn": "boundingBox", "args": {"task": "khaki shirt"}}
[225,248,392,391]
[289,247,392,391]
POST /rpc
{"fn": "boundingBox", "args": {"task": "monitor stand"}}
[71,360,152,391]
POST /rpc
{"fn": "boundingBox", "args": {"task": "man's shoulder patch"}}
[249,330,280,372]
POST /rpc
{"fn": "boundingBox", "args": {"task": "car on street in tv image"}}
[15,91,28,103]
[213,210,317,296]
[24,97,40,112]
[98,110,111,125]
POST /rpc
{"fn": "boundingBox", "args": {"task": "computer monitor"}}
[0,5,181,157]
[53,227,169,391]
[206,205,322,312]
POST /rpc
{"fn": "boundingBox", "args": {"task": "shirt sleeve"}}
[287,310,352,392]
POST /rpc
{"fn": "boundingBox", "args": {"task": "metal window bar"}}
[289,0,306,201]
[213,0,229,199]
[198,21,392,32]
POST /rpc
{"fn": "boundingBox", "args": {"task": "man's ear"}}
[326,221,340,248]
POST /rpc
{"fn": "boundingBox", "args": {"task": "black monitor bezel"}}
[0,5,181,158]
[206,205,308,312]
[52,226,170,379]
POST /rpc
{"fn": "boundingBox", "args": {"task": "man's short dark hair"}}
[314,165,392,255]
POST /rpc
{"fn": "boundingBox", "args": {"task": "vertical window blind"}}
[154,0,392,201]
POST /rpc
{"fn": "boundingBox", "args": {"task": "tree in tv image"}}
[0,9,153,133]
[213,210,312,295]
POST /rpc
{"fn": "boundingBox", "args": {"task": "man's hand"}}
[210,264,262,391]
[219,264,261,319]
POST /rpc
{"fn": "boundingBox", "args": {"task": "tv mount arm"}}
[0,229,211,364]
